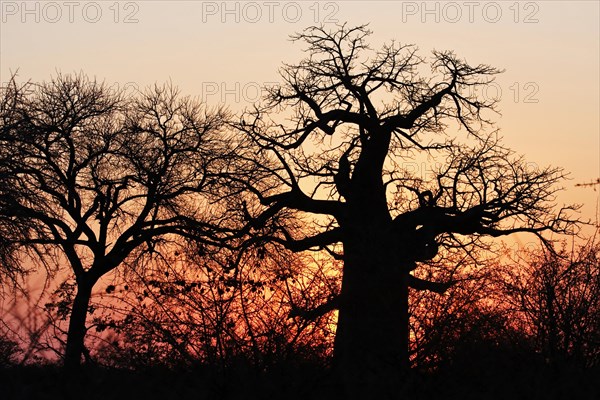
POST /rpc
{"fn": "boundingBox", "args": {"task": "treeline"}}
[2,236,599,398]
[3,236,600,370]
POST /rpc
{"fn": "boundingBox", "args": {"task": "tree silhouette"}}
[87,240,338,370]
[0,83,34,285]
[501,237,600,369]
[232,25,579,396]
[575,178,600,189]
[0,74,230,369]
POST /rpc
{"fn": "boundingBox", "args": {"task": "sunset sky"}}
[1,0,599,228]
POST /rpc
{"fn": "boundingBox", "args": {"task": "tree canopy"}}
[229,24,579,397]
[0,73,232,368]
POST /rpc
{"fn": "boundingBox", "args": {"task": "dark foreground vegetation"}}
[2,236,599,399]
[1,360,599,400]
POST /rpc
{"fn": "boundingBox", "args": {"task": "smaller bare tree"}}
[0,74,231,369]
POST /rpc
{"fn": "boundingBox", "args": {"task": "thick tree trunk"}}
[64,276,94,370]
[331,127,410,397]
[333,230,411,399]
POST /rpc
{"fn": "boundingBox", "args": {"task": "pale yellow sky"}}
[1,0,599,224]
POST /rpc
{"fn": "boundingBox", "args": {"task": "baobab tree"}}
[0,74,231,369]
[232,25,578,397]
